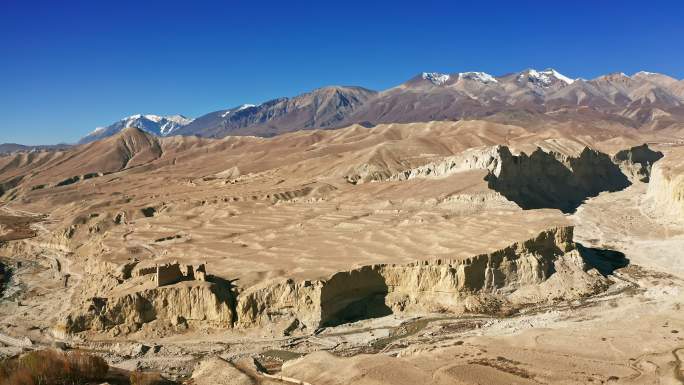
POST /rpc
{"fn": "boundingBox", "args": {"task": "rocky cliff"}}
[388,145,638,213]
[612,144,664,182]
[646,147,684,221]
[235,226,608,332]
[61,281,235,336]
[57,226,610,337]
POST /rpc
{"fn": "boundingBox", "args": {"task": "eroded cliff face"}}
[387,145,640,213]
[41,225,612,337]
[490,147,630,212]
[389,146,504,181]
[233,226,609,332]
[612,144,664,182]
[235,279,322,330]
[646,148,684,221]
[61,281,235,336]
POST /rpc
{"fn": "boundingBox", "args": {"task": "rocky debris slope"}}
[646,146,684,221]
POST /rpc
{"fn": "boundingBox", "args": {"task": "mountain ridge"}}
[72,68,684,144]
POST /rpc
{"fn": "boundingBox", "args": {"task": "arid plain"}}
[1,111,684,385]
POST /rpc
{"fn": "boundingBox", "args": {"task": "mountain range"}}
[0,143,71,155]
[78,114,194,144]
[5,68,684,149]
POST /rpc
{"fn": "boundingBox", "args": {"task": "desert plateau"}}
[2,2,684,384]
[2,106,684,384]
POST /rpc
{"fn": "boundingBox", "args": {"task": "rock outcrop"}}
[612,144,664,182]
[57,224,614,337]
[61,281,235,335]
[235,226,609,331]
[389,145,637,213]
[59,261,233,336]
[646,147,684,221]
[489,146,630,212]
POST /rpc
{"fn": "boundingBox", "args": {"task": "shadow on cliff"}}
[486,147,631,214]
[0,259,11,297]
[576,244,630,276]
[319,266,392,327]
[207,275,240,324]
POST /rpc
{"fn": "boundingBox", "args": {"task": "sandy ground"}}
[271,184,684,385]
[0,123,682,384]
[3,184,681,385]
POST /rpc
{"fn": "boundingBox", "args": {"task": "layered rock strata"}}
[57,227,610,336]
[236,226,608,331]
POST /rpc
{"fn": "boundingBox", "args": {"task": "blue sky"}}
[1,0,683,145]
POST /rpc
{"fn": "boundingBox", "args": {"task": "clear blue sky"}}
[1,0,683,145]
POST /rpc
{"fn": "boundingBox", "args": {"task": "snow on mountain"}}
[547,69,575,84]
[116,114,193,136]
[158,115,194,135]
[520,69,575,87]
[221,104,257,118]
[70,68,684,145]
[634,71,656,77]
[458,72,498,84]
[79,114,194,144]
[422,72,450,86]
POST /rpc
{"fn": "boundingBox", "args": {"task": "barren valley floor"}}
[0,121,683,384]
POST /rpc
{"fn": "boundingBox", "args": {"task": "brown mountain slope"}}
[0,127,162,191]
[76,70,684,143]
[176,86,376,138]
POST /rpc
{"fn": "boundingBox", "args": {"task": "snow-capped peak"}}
[237,103,256,111]
[422,72,450,86]
[81,113,192,141]
[119,114,191,124]
[634,71,657,77]
[547,69,574,84]
[163,114,194,125]
[122,114,161,123]
[458,72,498,84]
[221,104,257,118]
[520,68,575,87]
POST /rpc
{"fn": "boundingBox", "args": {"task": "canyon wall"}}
[647,147,684,221]
[234,226,608,332]
[54,225,608,337]
[61,281,235,336]
[388,145,639,212]
[612,144,664,182]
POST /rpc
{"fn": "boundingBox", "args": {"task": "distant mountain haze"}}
[0,143,71,154]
